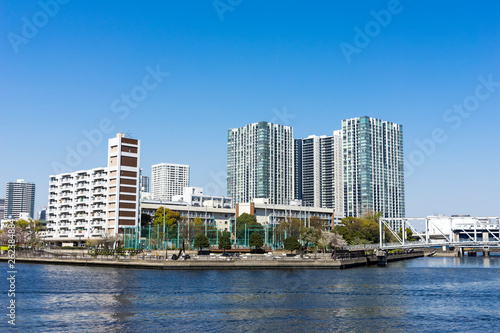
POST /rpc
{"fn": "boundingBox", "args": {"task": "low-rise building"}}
[237,198,340,229]
[141,197,340,233]
[141,200,235,232]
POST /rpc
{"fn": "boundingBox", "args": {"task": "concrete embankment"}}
[0,252,424,270]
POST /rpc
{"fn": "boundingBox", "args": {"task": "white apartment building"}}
[45,133,141,246]
[151,163,190,201]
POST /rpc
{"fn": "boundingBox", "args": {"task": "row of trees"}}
[0,219,43,248]
[147,207,413,251]
[189,212,347,254]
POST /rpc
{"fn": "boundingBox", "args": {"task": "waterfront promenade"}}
[0,250,424,270]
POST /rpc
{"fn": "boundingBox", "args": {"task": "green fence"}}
[121,224,289,250]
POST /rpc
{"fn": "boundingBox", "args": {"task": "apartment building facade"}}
[294,131,344,216]
[151,163,190,201]
[343,116,405,218]
[5,179,35,219]
[45,133,140,246]
[227,121,294,205]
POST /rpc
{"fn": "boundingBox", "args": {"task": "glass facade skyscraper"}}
[227,121,294,205]
[227,117,404,218]
[343,116,405,218]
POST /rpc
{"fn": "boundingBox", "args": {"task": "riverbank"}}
[0,252,424,270]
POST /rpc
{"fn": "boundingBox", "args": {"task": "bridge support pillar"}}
[484,250,490,257]
[457,248,464,257]
[376,250,387,267]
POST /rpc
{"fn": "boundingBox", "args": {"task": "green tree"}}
[153,207,181,228]
[194,233,210,250]
[192,217,205,235]
[398,227,414,241]
[249,233,264,249]
[16,219,29,230]
[363,210,383,223]
[218,231,232,251]
[283,236,301,254]
[236,213,263,240]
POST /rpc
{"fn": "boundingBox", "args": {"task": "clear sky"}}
[1,1,499,217]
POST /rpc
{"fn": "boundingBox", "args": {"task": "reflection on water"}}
[2,257,500,332]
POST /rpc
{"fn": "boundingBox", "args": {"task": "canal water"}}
[2,256,500,332]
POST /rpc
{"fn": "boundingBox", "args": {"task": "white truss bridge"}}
[376,216,500,250]
[340,216,500,251]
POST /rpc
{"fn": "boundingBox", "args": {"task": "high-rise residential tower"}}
[227,121,294,205]
[343,116,405,218]
[151,163,190,201]
[5,179,35,219]
[294,131,344,215]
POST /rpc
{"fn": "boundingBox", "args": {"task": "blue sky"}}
[1,0,499,217]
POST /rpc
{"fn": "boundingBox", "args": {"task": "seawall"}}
[0,252,424,270]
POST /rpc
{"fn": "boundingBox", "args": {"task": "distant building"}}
[140,175,150,193]
[342,116,405,218]
[227,121,294,205]
[5,179,35,219]
[151,163,189,201]
[172,187,233,208]
[45,133,141,246]
[0,198,4,220]
[37,208,47,221]
[294,130,344,216]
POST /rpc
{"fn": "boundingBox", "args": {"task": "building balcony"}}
[74,221,87,226]
[76,190,89,195]
[93,173,107,180]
